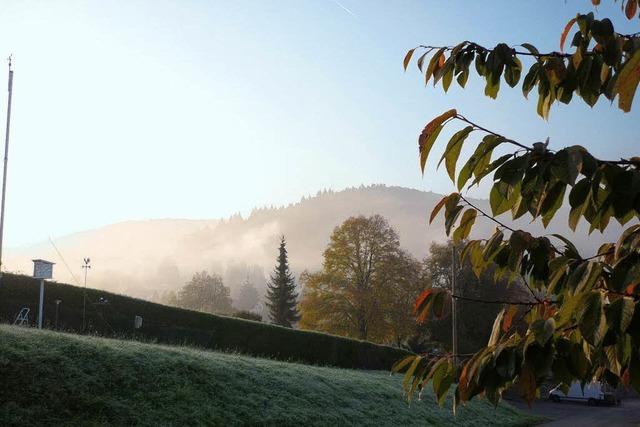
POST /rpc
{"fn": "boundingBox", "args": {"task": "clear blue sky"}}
[0,0,636,247]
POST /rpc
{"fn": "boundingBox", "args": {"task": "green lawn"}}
[0,325,542,426]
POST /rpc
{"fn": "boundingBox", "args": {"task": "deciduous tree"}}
[178,271,233,315]
[299,215,422,344]
[394,2,640,409]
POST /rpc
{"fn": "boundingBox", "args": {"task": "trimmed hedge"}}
[0,273,411,370]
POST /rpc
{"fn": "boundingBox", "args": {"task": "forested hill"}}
[5,185,621,301]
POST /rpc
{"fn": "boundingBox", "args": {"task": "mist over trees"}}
[175,271,233,315]
[234,278,259,312]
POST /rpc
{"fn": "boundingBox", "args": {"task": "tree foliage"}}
[177,271,233,315]
[419,241,531,355]
[266,236,300,327]
[299,215,423,344]
[235,277,259,312]
[394,1,640,411]
[403,8,640,117]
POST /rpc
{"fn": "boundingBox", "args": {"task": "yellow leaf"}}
[614,50,640,112]
[488,308,505,347]
[403,48,415,71]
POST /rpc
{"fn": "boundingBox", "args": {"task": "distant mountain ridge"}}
[5,185,621,301]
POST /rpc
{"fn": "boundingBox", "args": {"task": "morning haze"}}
[1,1,639,425]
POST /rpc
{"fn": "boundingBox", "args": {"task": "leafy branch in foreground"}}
[399,107,640,409]
[395,3,640,413]
[403,12,640,118]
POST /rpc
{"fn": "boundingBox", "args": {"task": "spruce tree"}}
[266,236,299,327]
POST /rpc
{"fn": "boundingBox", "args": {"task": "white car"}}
[548,381,620,405]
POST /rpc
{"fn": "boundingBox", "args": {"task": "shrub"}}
[232,310,262,322]
[0,273,410,370]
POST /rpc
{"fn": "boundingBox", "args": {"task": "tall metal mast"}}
[0,56,14,276]
[452,244,458,367]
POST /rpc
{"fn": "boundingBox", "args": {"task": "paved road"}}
[509,398,640,426]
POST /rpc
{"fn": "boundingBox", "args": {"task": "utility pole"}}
[452,244,458,368]
[0,56,14,277]
[82,257,91,331]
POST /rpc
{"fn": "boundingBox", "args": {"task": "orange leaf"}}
[414,288,433,314]
[418,109,457,173]
[622,368,631,386]
[560,17,577,52]
[625,0,638,19]
[626,283,638,295]
[502,305,519,332]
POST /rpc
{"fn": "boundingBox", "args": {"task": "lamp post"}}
[32,259,54,329]
[0,57,14,277]
[82,258,90,331]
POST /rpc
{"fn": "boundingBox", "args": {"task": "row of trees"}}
[159,237,301,327]
[298,214,525,353]
[157,215,521,357]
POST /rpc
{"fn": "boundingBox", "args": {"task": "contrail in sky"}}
[330,0,358,19]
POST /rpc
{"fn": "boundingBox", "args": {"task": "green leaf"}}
[453,208,477,243]
[438,126,474,182]
[483,229,504,261]
[469,154,512,188]
[489,184,513,216]
[392,355,417,373]
[420,125,443,174]
[530,318,555,346]
[403,356,422,391]
[442,65,454,92]
[540,182,567,227]
[611,253,640,292]
[431,359,455,407]
[457,68,469,88]
[445,205,464,236]
[606,297,635,334]
[519,43,540,57]
[579,291,607,346]
[551,234,581,259]
[522,63,540,98]
[568,178,591,231]
[504,57,522,87]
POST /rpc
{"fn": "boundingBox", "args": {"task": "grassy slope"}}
[0,326,541,426]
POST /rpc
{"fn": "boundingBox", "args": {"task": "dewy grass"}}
[0,325,543,426]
